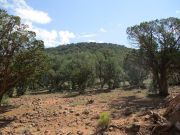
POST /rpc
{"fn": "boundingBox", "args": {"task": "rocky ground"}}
[0,87,180,135]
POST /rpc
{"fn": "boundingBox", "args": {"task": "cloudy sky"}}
[0,0,180,48]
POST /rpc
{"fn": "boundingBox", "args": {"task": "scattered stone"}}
[82,109,89,115]
[37,127,40,131]
[85,122,91,126]
[103,132,108,135]
[59,105,63,109]
[86,99,94,105]
[109,126,113,132]
[45,117,51,121]
[91,114,100,120]
[77,130,83,135]
[126,123,140,133]
[31,123,37,127]
[133,118,139,122]
[151,123,172,135]
[124,107,133,116]
[66,132,72,135]
[44,130,50,134]
[63,111,68,115]
[175,121,180,131]
[23,130,32,135]
[75,113,80,116]
[69,109,74,113]
[5,116,17,121]
[53,112,58,116]
[144,115,150,121]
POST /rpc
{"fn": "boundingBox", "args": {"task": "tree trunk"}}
[151,69,159,94]
[0,94,3,105]
[159,69,169,97]
[100,80,105,89]
[0,85,6,105]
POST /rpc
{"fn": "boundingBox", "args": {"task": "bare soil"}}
[0,87,179,135]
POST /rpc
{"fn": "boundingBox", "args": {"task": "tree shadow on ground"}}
[122,85,146,91]
[109,95,166,119]
[86,88,112,95]
[30,90,51,95]
[0,105,16,129]
[62,92,80,98]
[62,88,112,98]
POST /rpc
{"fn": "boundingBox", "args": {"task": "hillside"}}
[45,42,130,57]
[44,42,132,91]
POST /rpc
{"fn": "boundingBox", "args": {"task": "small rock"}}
[53,112,58,116]
[67,132,72,135]
[103,132,108,135]
[109,126,113,131]
[133,118,139,122]
[23,130,32,135]
[37,127,40,131]
[63,111,68,115]
[47,117,51,121]
[85,122,91,126]
[144,115,150,121]
[126,123,140,133]
[44,130,50,134]
[175,121,180,131]
[69,109,74,113]
[86,99,94,105]
[82,109,89,115]
[75,113,80,116]
[59,105,63,109]
[77,131,83,135]
[91,114,100,120]
[124,107,133,116]
[31,123,37,127]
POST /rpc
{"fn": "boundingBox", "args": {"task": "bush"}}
[98,112,111,128]
[0,95,9,106]
[148,79,158,94]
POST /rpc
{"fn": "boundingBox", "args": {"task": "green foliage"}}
[98,112,111,127]
[123,49,148,88]
[0,9,47,99]
[148,79,158,94]
[0,94,9,106]
[44,42,130,93]
[127,17,180,96]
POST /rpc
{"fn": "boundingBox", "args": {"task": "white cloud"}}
[0,0,52,24]
[88,40,96,42]
[0,0,77,47]
[88,40,104,43]
[176,10,180,14]
[98,41,104,43]
[99,28,107,33]
[24,21,59,47]
[79,34,96,38]
[15,8,51,24]
[59,31,76,45]
[34,28,59,47]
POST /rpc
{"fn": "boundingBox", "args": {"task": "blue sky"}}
[0,0,180,48]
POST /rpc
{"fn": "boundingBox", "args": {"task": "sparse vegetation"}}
[0,94,9,106]
[97,112,111,128]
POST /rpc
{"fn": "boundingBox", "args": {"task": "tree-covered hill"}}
[46,42,130,57]
[44,42,132,93]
